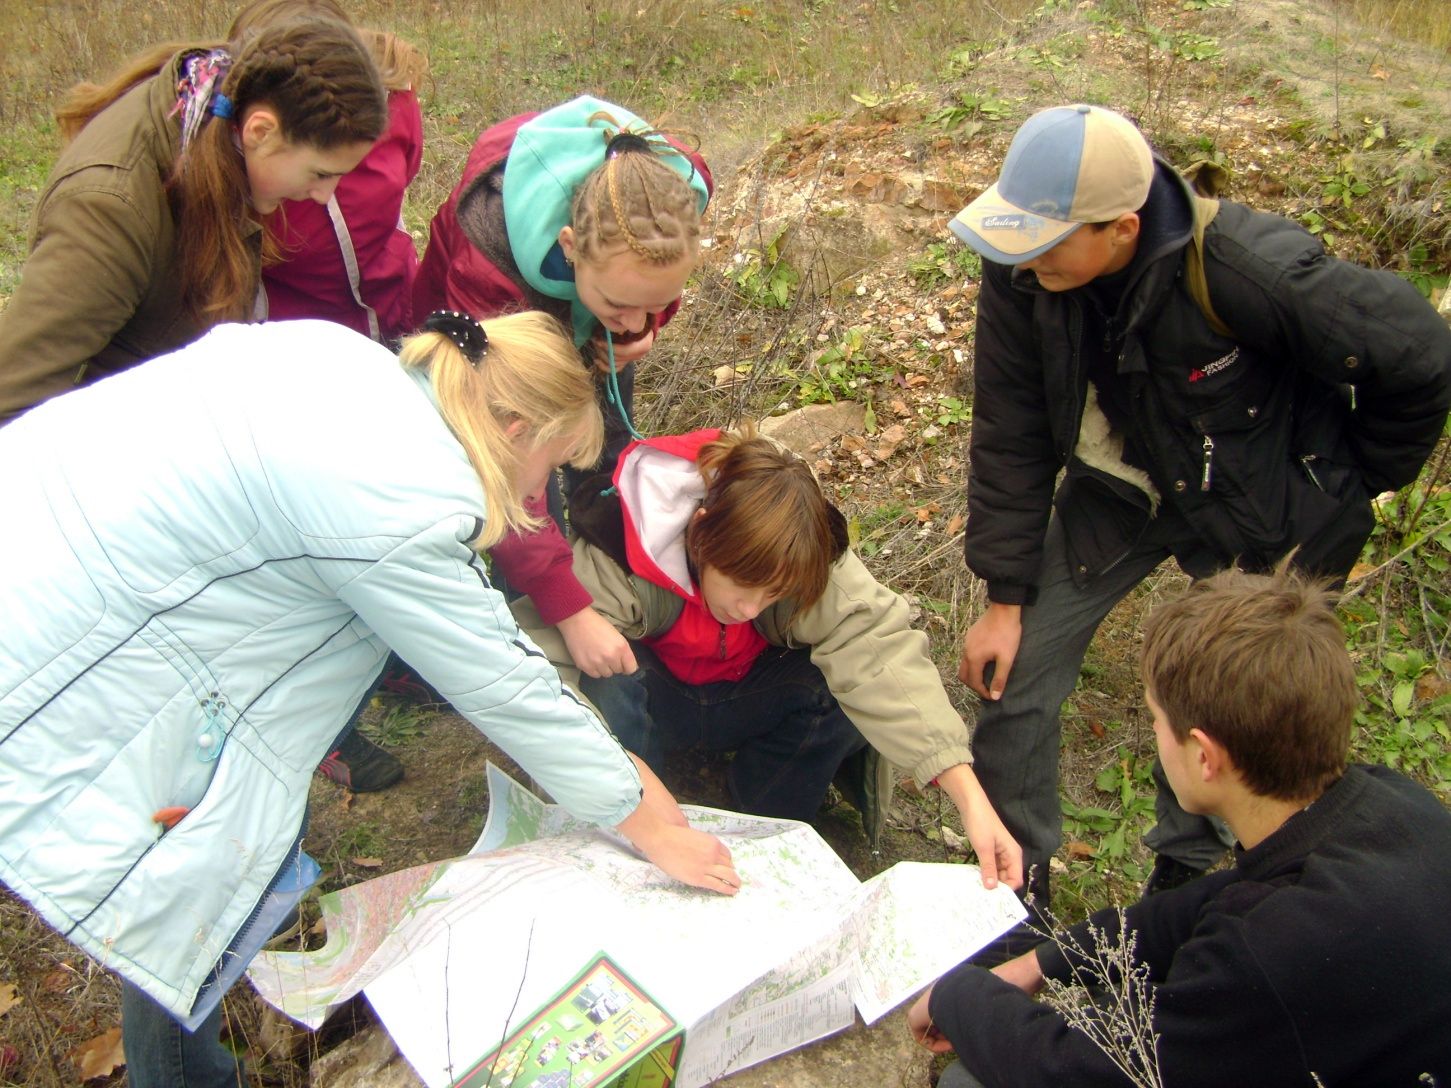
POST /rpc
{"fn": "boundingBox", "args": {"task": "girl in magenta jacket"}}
[232,1,427,344]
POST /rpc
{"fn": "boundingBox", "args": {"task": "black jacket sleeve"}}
[963,260,1064,604]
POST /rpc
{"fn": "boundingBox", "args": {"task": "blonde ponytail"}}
[398,311,603,548]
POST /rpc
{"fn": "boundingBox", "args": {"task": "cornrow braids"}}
[169,19,385,325]
[224,19,387,151]
[570,144,702,268]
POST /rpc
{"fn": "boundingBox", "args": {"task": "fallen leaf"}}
[1089,720,1107,739]
[352,856,384,868]
[0,982,20,1017]
[69,1027,125,1081]
[1415,673,1449,702]
[946,513,966,535]
[41,965,74,994]
[1067,841,1097,860]
[914,502,942,523]
[874,424,907,459]
[1371,65,1389,80]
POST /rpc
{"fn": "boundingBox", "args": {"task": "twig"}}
[1339,515,1451,599]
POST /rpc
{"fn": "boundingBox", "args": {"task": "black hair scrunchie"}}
[605,130,653,159]
[421,310,488,367]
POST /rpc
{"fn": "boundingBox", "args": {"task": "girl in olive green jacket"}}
[0,18,386,424]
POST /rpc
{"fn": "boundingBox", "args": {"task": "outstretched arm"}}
[936,762,1024,891]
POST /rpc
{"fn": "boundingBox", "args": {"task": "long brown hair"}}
[54,20,385,326]
[687,425,848,615]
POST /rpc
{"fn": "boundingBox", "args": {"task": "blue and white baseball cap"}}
[950,104,1153,264]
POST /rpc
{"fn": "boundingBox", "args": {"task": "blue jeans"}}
[582,645,866,822]
[970,516,1233,879]
[121,982,241,1088]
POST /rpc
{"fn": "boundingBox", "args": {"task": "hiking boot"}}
[379,659,443,706]
[1142,853,1204,897]
[316,730,403,793]
[830,746,894,852]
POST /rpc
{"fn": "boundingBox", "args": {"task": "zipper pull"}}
[1200,436,1215,492]
[1300,454,1325,491]
[717,623,727,660]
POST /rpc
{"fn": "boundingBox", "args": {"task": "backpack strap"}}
[1180,163,1233,339]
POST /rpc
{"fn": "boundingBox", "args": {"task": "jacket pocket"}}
[1181,397,1294,565]
[1054,460,1154,585]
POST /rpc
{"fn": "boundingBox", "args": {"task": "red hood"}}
[615,429,722,599]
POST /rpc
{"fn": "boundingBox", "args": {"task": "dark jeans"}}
[581,644,866,822]
[121,982,240,1088]
[970,515,1234,880]
[938,1060,989,1088]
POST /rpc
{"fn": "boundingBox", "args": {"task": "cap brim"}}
[948,183,1082,265]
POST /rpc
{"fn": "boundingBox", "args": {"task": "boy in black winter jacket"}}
[909,567,1451,1088]
[949,104,1451,921]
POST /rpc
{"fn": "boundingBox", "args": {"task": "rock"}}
[310,1024,422,1088]
[717,1009,933,1087]
[759,402,868,455]
[311,1014,933,1088]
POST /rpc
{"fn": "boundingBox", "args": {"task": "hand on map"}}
[647,824,741,896]
[616,796,741,895]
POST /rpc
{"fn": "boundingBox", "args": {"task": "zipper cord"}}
[602,330,645,442]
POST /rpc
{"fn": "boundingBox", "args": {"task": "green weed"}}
[790,326,888,406]
[926,91,1012,136]
[362,699,432,748]
[925,395,972,428]
[908,241,983,289]
[850,502,909,557]
[732,228,799,310]
[1062,743,1157,878]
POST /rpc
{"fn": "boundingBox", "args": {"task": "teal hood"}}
[502,95,710,345]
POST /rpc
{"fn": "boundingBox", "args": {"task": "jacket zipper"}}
[717,623,727,660]
[1200,436,1215,492]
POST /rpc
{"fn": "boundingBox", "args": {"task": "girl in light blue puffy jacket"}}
[0,310,737,1088]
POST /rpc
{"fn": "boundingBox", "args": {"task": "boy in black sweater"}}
[909,567,1451,1087]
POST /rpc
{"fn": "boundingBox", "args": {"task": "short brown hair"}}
[686,426,847,614]
[1140,566,1355,801]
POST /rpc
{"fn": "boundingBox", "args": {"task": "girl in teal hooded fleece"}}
[414,96,714,692]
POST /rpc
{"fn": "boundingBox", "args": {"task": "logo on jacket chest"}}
[1188,346,1239,384]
